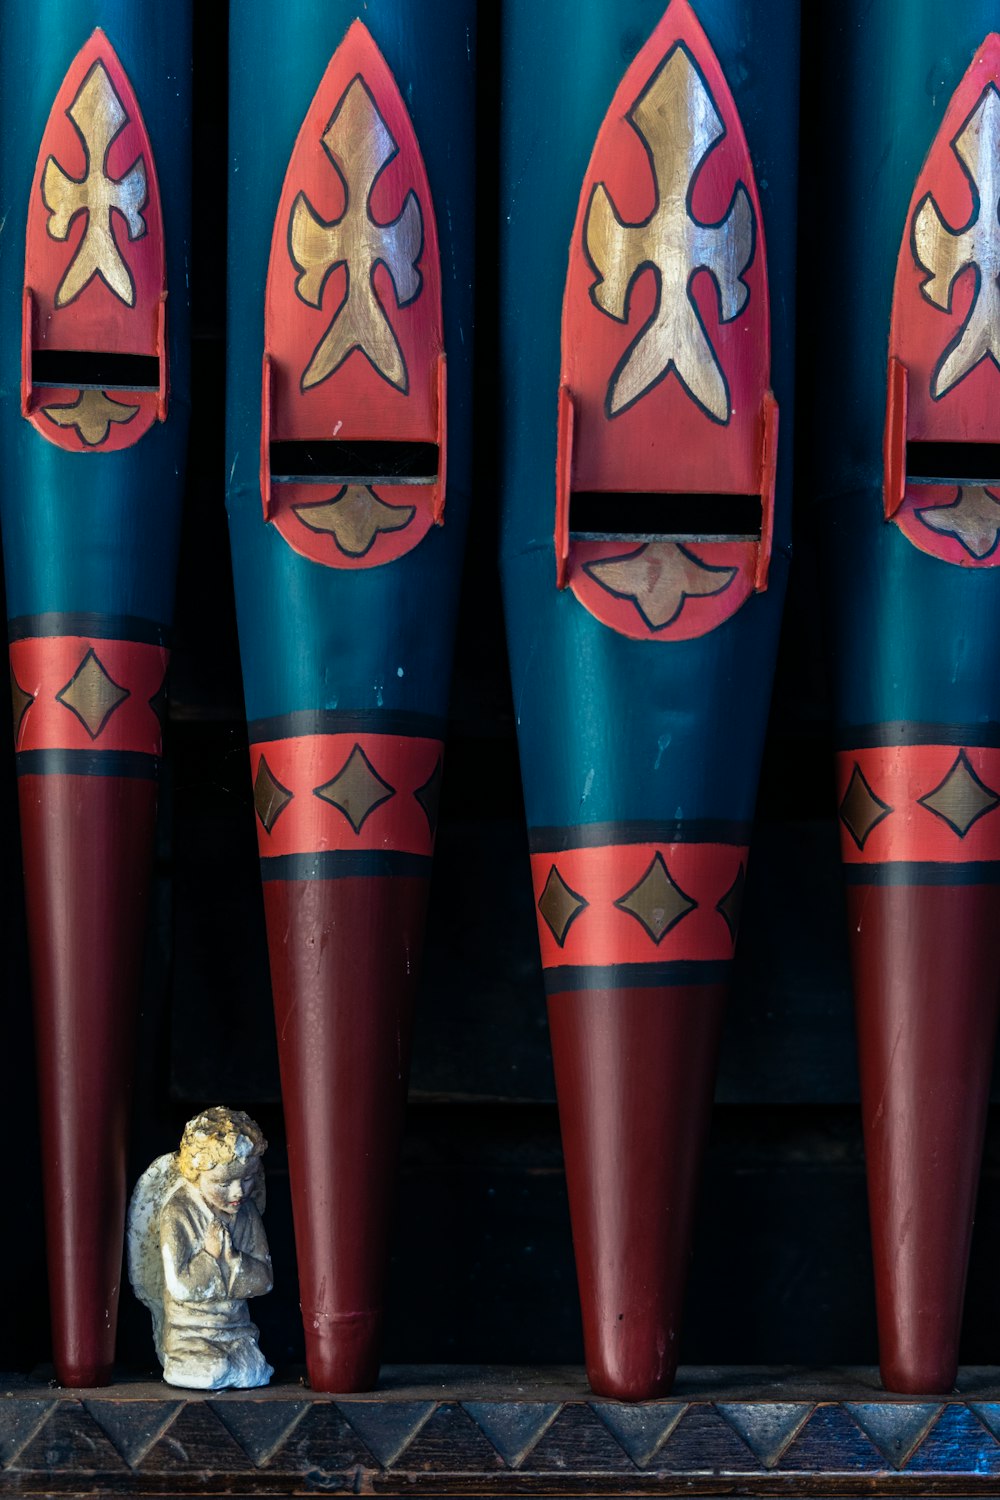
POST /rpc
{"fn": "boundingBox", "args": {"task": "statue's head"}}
[177,1106,267,1217]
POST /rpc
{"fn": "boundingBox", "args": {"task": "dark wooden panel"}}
[3,1371,1000,1494]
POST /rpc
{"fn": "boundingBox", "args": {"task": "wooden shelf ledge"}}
[2,1365,1000,1494]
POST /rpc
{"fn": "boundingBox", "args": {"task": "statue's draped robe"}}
[159,1179,273,1388]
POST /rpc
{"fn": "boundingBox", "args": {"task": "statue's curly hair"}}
[177,1106,267,1181]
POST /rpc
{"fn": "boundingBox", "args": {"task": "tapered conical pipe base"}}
[262,873,429,1392]
[19,772,157,1387]
[548,982,726,1401]
[847,882,1000,1394]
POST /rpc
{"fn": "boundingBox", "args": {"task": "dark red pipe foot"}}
[19,772,157,1388]
[263,874,429,1392]
[848,882,1000,1394]
[548,982,727,1401]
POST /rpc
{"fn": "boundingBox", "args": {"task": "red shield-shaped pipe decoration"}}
[262,20,445,570]
[23,29,167,451]
[557,0,776,641]
[885,35,1000,565]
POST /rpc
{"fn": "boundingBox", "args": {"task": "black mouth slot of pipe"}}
[31,350,160,391]
[270,440,439,486]
[570,490,761,541]
[906,441,1000,485]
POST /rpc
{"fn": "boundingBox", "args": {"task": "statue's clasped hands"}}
[202,1220,237,1262]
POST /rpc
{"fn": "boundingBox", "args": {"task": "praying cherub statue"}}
[127,1106,274,1390]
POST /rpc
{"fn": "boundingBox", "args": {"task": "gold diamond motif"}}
[10,669,34,745]
[918,749,1000,837]
[253,756,293,834]
[148,672,169,731]
[716,863,745,942]
[415,756,443,835]
[293,485,415,558]
[314,743,395,833]
[614,851,696,943]
[537,865,588,947]
[839,763,893,850]
[55,647,129,739]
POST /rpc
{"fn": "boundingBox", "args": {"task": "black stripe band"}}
[16,749,160,780]
[8,612,169,646]
[836,722,1000,750]
[260,850,433,882]
[843,861,1000,887]
[529,819,752,853]
[543,959,733,994]
[249,708,446,743]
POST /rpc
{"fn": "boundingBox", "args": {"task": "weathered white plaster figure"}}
[127,1107,274,1390]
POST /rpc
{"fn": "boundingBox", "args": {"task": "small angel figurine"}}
[127,1106,274,1390]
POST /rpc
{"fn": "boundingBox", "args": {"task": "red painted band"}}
[9,636,167,755]
[836,745,1000,864]
[529,840,747,971]
[249,732,443,858]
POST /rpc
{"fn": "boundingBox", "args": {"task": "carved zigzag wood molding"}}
[2,1370,1000,1493]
